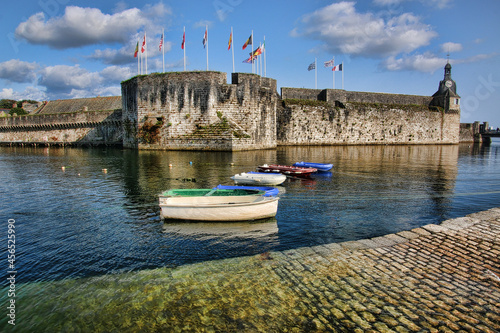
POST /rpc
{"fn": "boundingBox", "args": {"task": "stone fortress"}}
[0,62,485,150]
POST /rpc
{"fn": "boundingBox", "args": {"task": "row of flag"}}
[134,28,266,74]
[308,60,343,72]
[308,58,344,89]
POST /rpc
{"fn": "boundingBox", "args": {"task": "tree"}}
[0,99,16,109]
[9,107,28,116]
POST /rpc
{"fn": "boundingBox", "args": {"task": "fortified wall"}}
[0,65,465,150]
[121,71,278,150]
[278,88,460,145]
[0,96,122,146]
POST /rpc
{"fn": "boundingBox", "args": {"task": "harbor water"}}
[1,141,499,284]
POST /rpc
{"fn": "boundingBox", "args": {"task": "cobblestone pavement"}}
[12,208,500,332]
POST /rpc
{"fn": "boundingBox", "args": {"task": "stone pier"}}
[11,208,500,332]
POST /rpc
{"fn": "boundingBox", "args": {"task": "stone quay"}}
[16,208,499,332]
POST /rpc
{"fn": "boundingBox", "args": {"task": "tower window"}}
[454,99,460,105]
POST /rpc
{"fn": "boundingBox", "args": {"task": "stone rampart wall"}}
[0,110,122,145]
[121,72,278,150]
[277,101,460,145]
[281,88,433,106]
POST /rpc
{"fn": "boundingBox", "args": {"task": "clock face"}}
[445,80,453,88]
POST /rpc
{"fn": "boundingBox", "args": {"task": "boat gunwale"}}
[159,196,279,208]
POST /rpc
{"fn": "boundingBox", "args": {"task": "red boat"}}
[257,164,317,177]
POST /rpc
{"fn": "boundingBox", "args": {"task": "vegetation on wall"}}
[348,101,441,112]
[283,99,329,108]
[138,117,164,144]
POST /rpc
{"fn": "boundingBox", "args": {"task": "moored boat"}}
[214,184,279,197]
[159,188,279,221]
[293,161,333,172]
[231,171,286,185]
[256,164,317,177]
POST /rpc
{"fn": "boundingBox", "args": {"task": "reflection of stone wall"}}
[0,110,122,145]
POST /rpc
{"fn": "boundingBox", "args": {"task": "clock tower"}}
[430,61,460,112]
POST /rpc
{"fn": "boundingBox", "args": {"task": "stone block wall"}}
[121,72,278,151]
[277,101,460,145]
[281,88,433,106]
[0,110,122,145]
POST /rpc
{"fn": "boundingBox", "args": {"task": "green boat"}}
[159,188,279,221]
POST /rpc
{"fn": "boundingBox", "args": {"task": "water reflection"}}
[162,218,279,240]
[1,142,499,283]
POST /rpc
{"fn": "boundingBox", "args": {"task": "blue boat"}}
[293,161,333,172]
[214,185,279,197]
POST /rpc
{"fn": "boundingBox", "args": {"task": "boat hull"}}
[231,172,286,185]
[159,196,279,221]
[256,164,317,177]
[293,162,333,172]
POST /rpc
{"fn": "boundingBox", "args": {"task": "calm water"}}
[1,141,500,283]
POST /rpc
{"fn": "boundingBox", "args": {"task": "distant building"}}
[21,101,43,113]
[430,62,460,113]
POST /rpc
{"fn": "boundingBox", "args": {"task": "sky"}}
[1,0,499,127]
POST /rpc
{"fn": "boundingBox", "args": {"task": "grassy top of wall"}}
[348,101,443,112]
[283,99,330,108]
[122,71,225,84]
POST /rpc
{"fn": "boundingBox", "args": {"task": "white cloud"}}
[373,0,405,6]
[382,53,446,72]
[440,42,462,53]
[0,59,38,83]
[374,0,453,9]
[293,1,437,58]
[15,5,169,49]
[100,66,134,82]
[0,88,15,99]
[36,64,135,99]
[0,86,47,101]
[88,38,172,65]
[381,52,499,72]
[38,65,101,93]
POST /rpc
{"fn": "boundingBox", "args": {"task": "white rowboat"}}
[159,189,279,221]
[231,171,287,185]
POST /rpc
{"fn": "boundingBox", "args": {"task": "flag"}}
[250,46,262,57]
[134,41,139,58]
[243,55,256,63]
[332,63,343,71]
[228,32,232,50]
[141,34,146,53]
[181,31,185,50]
[203,27,207,48]
[159,33,163,51]
[242,34,252,50]
[308,62,315,71]
[324,59,334,67]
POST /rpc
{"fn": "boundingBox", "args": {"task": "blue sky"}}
[1,0,499,127]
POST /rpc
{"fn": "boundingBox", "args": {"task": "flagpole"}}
[140,45,143,75]
[332,56,335,89]
[231,27,235,73]
[260,43,263,76]
[259,42,262,76]
[162,28,165,73]
[183,26,186,71]
[206,25,209,71]
[137,40,140,75]
[263,36,266,77]
[144,31,148,75]
[342,62,344,89]
[251,30,254,74]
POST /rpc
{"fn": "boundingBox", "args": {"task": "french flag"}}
[332,64,343,72]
